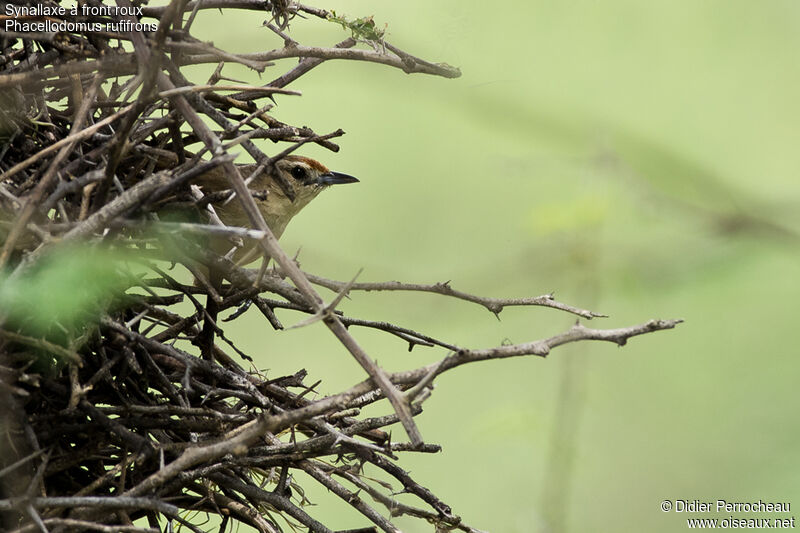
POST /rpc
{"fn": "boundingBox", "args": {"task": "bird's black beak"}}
[316,171,359,186]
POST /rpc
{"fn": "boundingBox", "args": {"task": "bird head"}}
[196,155,358,263]
[250,155,359,238]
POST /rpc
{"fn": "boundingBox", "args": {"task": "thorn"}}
[254,257,270,287]
[327,268,362,310]
[287,269,363,329]
[285,311,325,330]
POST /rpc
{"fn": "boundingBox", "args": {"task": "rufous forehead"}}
[284,155,329,173]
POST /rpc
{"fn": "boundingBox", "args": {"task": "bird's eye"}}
[290,166,306,180]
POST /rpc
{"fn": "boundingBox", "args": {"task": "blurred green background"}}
[189,1,800,531]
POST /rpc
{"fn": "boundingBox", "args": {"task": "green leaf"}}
[327,12,386,42]
[0,244,131,342]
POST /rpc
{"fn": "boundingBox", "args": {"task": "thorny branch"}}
[0,1,680,532]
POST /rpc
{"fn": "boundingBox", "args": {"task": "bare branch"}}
[303,272,606,319]
[184,44,461,78]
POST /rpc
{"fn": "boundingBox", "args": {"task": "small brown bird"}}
[194,155,358,263]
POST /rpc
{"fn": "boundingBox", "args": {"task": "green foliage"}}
[0,245,130,355]
[328,11,386,42]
